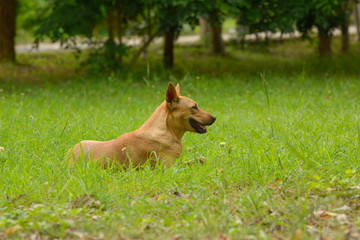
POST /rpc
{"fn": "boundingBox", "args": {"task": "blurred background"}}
[0,0,360,80]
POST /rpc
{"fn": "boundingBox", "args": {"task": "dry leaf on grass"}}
[29,231,44,240]
[313,209,338,219]
[293,229,302,240]
[119,233,135,240]
[33,204,45,208]
[172,234,182,240]
[91,215,101,221]
[306,225,320,234]
[70,231,85,239]
[218,233,231,240]
[336,214,349,225]
[334,205,352,212]
[5,225,22,236]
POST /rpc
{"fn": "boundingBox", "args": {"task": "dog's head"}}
[165,82,216,134]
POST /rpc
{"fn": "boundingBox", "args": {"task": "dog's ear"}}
[175,84,180,95]
[166,82,179,106]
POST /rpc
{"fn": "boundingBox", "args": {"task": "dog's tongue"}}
[190,118,207,133]
[197,122,207,132]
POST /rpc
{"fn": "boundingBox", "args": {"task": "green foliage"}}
[35,0,103,43]
[153,0,199,36]
[17,0,49,34]
[236,0,295,34]
[194,0,231,26]
[293,0,343,36]
[83,41,129,72]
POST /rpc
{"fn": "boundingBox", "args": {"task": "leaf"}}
[218,233,231,240]
[5,225,22,236]
[313,209,338,219]
[325,211,339,217]
[336,214,349,225]
[293,229,302,240]
[91,215,101,221]
[172,234,182,240]
[306,225,320,234]
[334,205,352,212]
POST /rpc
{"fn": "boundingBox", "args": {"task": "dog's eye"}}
[192,105,198,110]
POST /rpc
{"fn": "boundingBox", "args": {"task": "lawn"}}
[1,39,360,239]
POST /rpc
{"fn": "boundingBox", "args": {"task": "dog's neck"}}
[137,101,185,143]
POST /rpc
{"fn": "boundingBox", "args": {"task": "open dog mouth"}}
[189,118,208,134]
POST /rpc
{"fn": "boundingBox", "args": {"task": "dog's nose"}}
[211,115,216,123]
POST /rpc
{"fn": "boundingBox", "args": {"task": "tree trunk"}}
[208,10,225,55]
[340,0,352,53]
[116,3,122,45]
[141,4,152,59]
[163,31,174,68]
[116,3,122,63]
[317,27,332,57]
[209,24,225,55]
[0,0,17,62]
[107,9,115,43]
[341,22,349,53]
[355,3,360,42]
[147,5,152,38]
[199,17,210,47]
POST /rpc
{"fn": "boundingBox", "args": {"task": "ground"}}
[1,38,360,239]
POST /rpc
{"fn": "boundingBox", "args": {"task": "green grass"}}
[1,39,360,239]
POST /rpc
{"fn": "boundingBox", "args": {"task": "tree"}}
[35,0,103,45]
[0,0,17,62]
[236,0,294,37]
[235,0,351,56]
[339,0,353,53]
[158,3,178,68]
[35,0,145,70]
[199,17,211,47]
[155,0,197,68]
[293,0,346,57]
[196,0,230,55]
[356,2,360,42]
[103,0,144,64]
[208,8,225,55]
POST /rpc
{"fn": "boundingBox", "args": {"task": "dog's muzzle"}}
[189,116,216,134]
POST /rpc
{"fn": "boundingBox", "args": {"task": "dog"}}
[66,83,216,168]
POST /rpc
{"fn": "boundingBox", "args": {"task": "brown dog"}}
[66,83,216,168]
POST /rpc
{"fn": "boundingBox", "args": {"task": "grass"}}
[1,38,360,239]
